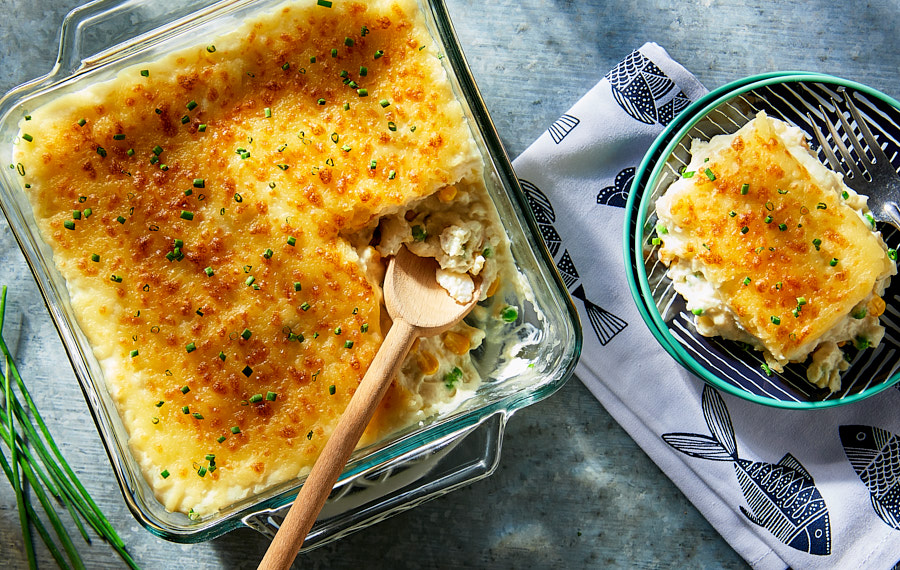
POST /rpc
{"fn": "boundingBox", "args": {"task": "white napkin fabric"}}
[512,42,900,569]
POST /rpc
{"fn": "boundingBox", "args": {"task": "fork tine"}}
[820,104,867,181]
[842,90,892,166]
[807,111,846,175]
[834,98,875,172]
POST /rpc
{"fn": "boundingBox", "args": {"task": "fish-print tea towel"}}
[512,42,900,569]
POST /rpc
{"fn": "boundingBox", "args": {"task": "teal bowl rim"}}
[626,71,900,409]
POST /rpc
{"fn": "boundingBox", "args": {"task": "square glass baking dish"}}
[0,0,581,547]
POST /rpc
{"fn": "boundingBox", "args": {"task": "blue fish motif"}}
[606,50,675,125]
[596,167,635,208]
[571,285,627,346]
[548,113,580,144]
[839,425,900,530]
[556,250,578,289]
[663,386,831,555]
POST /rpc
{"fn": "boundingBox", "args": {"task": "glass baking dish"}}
[0,0,581,547]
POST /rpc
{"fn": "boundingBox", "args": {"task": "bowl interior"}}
[630,74,900,408]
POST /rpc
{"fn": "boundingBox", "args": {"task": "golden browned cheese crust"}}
[13,0,484,515]
[658,116,891,361]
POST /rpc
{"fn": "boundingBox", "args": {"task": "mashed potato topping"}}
[13,0,518,516]
[656,112,896,391]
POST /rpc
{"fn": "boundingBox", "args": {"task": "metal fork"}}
[807,90,900,229]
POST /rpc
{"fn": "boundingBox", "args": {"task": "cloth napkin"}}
[512,42,900,569]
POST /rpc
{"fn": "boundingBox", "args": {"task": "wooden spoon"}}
[258,246,481,570]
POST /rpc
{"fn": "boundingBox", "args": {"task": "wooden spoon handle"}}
[258,318,418,570]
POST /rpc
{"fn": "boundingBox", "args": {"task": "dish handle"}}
[241,410,507,552]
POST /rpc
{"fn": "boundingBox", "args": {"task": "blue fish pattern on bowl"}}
[840,425,900,530]
[664,386,831,555]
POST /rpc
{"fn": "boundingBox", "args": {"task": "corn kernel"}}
[438,185,458,203]
[486,277,500,297]
[442,331,470,355]
[417,350,440,375]
[868,295,886,317]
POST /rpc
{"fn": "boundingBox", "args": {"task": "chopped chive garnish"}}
[704,168,715,181]
[91,253,100,262]
[241,328,252,340]
[77,118,86,126]
[728,211,736,217]
[181,406,190,414]
[153,146,164,156]
[140,69,149,77]
[328,385,336,395]
[813,238,822,251]
[110,274,123,283]
[63,220,75,230]
[778,223,787,231]
[742,277,751,286]
[764,215,773,223]
[180,115,190,124]
[761,363,772,376]
[775,281,783,290]
[127,148,135,156]
[245,276,255,287]
[369,160,377,169]
[830,258,839,266]
[681,170,695,178]
[193,178,205,188]
[206,45,216,53]
[300,302,310,311]
[218,351,226,361]
[96,147,107,157]
[217,435,227,443]
[187,100,198,111]
[770,316,781,325]
[691,308,703,316]
[740,183,749,195]
[389,170,396,180]
[263,248,274,259]
[276,163,289,171]
[83,208,92,218]
[797,297,807,306]
[293,282,302,291]
[655,224,668,235]
[816,202,827,210]
[357,88,368,97]
[186,342,196,353]
[331,48,338,57]
[651,237,661,246]
[266,391,277,401]
[361,323,369,332]
[249,394,263,403]
[379,99,390,108]
[155,400,164,408]
[842,190,850,200]
[317,0,332,6]
[130,349,139,358]
[740,226,749,234]
[21,133,33,142]
[198,124,207,132]
[287,236,296,247]
[500,306,519,322]
[264,107,272,118]
[374,50,384,59]
[777,188,788,194]
[241,366,252,377]
[345,37,354,47]
[112,134,125,140]
[889,248,898,260]
[180,211,194,220]
[161,470,170,478]
[344,341,354,349]
[334,326,342,335]
[412,225,427,242]
[181,385,190,394]
[192,413,204,420]
[388,121,397,131]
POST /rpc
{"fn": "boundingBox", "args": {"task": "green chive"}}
[328,385,336,395]
[287,236,296,246]
[110,274,123,283]
[198,124,208,132]
[193,178,205,188]
[293,282,302,291]
[63,220,75,230]
[161,470,170,478]
[764,215,773,223]
[797,297,807,306]
[186,343,196,353]
[206,45,216,53]
[842,190,850,200]
[218,351,226,361]
[830,258,838,266]
[182,406,190,414]
[180,211,194,221]
[374,50,384,59]
[388,121,397,131]
[249,394,263,403]
[379,99,390,108]
[140,69,150,77]
[300,302,310,311]
[241,328,252,340]
[740,226,749,234]
[192,413,204,420]
[813,238,822,251]
[777,189,788,195]
[388,170,396,180]
[344,341,354,349]
[331,48,338,57]
[181,115,190,124]
[266,391,277,401]
[775,281,783,290]
[187,100,198,111]
[361,323,369,332]
[742,277,751,286]
[130,349,139,358]
[778,223,787,231]
[761,363,772,376]
[682,170,695,178]
[155,400,164,408]
[500,306,519,322]
[127,148,135,156]
[728,211,736,217]
[245,276,255,287]
[317,0,332,6]
[181,385,190,394]
[77,118,86,126]
[412,225,427,242]
[263,248,273,259]
[704,168,715,181]
[770,316,781,325]
[91,253,100,262]
[242,366,252,377]
[816,202,827,210]
[217,436,226,443]
[359,66,368,76]
[357,88,368,97]
[96,147,107,157]
[889,248,898,260]
[691,308,703,316]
